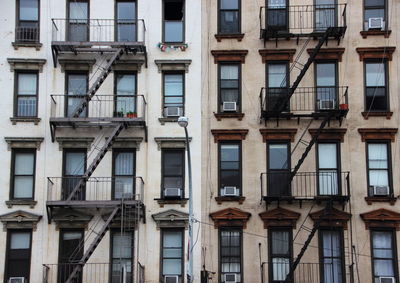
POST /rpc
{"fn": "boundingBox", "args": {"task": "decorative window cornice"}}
[210,208,251,229]
[152,209,189,230]
[211,129,248,143]
[113,58,146,73]
[306,48,345,61]
[360,209,400,230]
[154,59,192,73]
[0,210,42,231]
[4,137,44,151]
[258,49,296,63]
[211,50,248,64]
[259,129,297,142]
[51,209,92,230]
[58,59,96,73]
[154,137,192,150]
[7,58,46,72]
[308,129,347,142]
[259,207,300,229]
[356,47,396,61]
[357,128,398,142]
[105,137,143,150]
[310,207,351,229]
[55,137,94,151]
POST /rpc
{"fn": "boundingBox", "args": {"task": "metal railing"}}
[51,19,146,44]
[260,171,350,200]
[15,26,40,43]
[50,94,147,121]
[259,4,347,36]
[260,86,348,115]
[47,176,145,202]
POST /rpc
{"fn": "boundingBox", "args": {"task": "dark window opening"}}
[65,72,88,118]
[365,61,388,112]
[110,230,134,283]
[115,73,137,117]
[116,0,137,42]
[220,228,242,283]
[163,0,184,43]
[67,0,89,42]
[218,0,240,34]
[269,228,292,283]
[5,230,32,282]
[162,150,185,198]
[364,0,387,31]
[62,149,87,200]
[58,230,84,283]
[219,64,240,113]
[267,0,288,32]
[112,150,136,199]
[219,142,241,196]
[267,142,290,197]
[266,62,289,112]
[316,62,338,111]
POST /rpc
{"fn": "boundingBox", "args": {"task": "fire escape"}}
[45,18,147,283]
[259,3,353,283]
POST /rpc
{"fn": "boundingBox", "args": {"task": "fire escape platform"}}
[261,26,346,42]
[263,195,350,204]
[49,117,146,128]
[261,109,348,120]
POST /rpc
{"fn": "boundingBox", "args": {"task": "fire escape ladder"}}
[71,48,125,118]
[65,206,121,283]
[66,122,126,202]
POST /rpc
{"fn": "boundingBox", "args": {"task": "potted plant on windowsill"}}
[339,103,348,110]
[127,111,137,118]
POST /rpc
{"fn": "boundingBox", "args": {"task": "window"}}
[11,149,36,200]
[219,142,241,196]
[319,229,345,283]
[62,150,87,200]
[315,0,336,31]
[58,229,84,283]
[220,228,242,282]
[219,64,241,113]
[364,0,387,30]
[218,0,240,34]
[5,230,32,282]
[111,230,134,283]
[67,0,89,42]
[16,0,39,42]
[266,62,289,112]
[116,0,137,42]
[163,0,184,43]
[365,60,388,111]
[267,0,288,31]
[371,230,398,282]
[162,149,184,198]
[163,72,184,117]
[66,72,88,117]
[267,142,290,197]
[367,142,392,196]
[317,143,340,195]
[15,72,38,117]
[316,62,338,111]
[161,229,184,281]
[113,150,136,199]
[115,73,137,117]
[269,228,291,283]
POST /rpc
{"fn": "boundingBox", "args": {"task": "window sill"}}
[158,117,180,125]
[360,30,391,38]
[6,200,37,208]
[12,41,42,50]
[361,111,393,120]
[10,117,41,125]
[155,198,188,207]
[365,196,397,205]
[214,112,245,121]
[214,33,245,42]
[215,196,245,204]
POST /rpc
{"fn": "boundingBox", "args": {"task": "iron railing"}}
[51,19,146,44]
[260,171,350,200]
[50,94,147,121]
[15,26,40,43]
[47,176,145,202]
[260,86,348,116]
[259,4,347,38]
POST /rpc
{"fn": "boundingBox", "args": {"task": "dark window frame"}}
[162,0,185,43]
[14,70,39,118]
[58,228,84,283]
[160,228,184,282]
[268,227,293,283]
[365,140,393,196]
[316,141,342,196]
[10,148,36,200]
[217,0,241,34]
[109,229,135,283]
[218,227,243,283]
[15,0,40,43]
[162,71,185,116]
[218,62,242,113]
[161,149,185,198]
[266,0,289,32]
[66,0,90,42]
[314,60,339,111]
[114,71,138,117]
[112,149,136,200]
[62,148,87,201]
[4,229,32,282]
[218,141,242,196]
[267,141,291,197]
[314,0,338,32]
[363,0,388,31]
[266,61,290,112]
[64,71,89,117]
[114,0,138,42]
[364,59,389,112]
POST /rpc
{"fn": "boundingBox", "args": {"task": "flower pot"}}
[339,103,348,110]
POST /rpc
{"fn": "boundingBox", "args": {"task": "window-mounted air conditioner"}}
[368,17,384,30]
[318,99,335,110]
[8,278,25,283]
[378,277,395,283]
[370,185,390,196]
[221,186,239,197]
[164,188,182,198]
[164,106,182,117]
[164,275,179,283]
[222,102,237,112]
[224,273,238,283]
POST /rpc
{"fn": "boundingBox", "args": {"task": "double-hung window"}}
[267,142,290,197]
[163,72,184,117]
[15,72,38,117]
[162,149,184,198]
[371,230,398,282]
[218,0,240,34]
[316,62,337,111]
[219,142,241,196]
[317,143,340,195]
[220,228,242,282]
[267,0,288,31]
[11,149,36,200]
[113,150,136,199]
[58,230,84,283]
[67,0,89,42]
[5,230,32,282]
[62,150,86,200]
[111,230,134,283]
[219,64,240,113]
[269,228,291,283]
[16,0,39,42]
[161,229,184,282]
[116,0,137,42]
[365,60,388,112]
[364,0,387,31]
[66,72,88,117]
[367,142,392,196]
[115,73,137,117]
[320,229,344,283]
[163,0,184,43]
[315,0,336,32]
[266,62,289,112]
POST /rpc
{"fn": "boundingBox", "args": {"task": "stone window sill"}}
[6,200,37,208]
[214,33,245,42]
[10,117,41,125]
[215,196,245,204]
[361,111,393,120]
[214,112,245,121]
[360,30,391,38]
[158,117,179,125]
[12,42,42,50]
[365,196,397,205]
[155,198,188,207]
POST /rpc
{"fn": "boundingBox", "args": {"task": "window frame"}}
[10,148,36,200]
[217,0,241,35]
[267,141,291,197]
[15,0,40,43]
[316,141,342,196]
[266,61,290,112]
[314,60,339,111]
[5,229,33,282]
[62,148,87,201]
[363,0,388,31]
[161,149,185,198]
[112,149,136,200]
[160,228,184,282]
[364,59,389,112]
[58,229,84,283]
[114,0,138,42]
[218,62,242,113]
[162,0,185,43]
[66,0,90,42]
[14,71,39,118]
[109,229,135,283]
[266,0,289,31]
[65,71,89,117]
[268,227,293,283]
[218,141,242,196]
[114,71,138,117]
[219,227,243,283]
[162,71,185,116]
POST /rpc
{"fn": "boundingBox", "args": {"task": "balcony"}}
[259,4,347,41]
[260,171,350,203]
[260,86,348,120]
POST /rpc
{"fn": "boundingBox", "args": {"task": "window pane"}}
[115,152,134,175]
[117,74,136,95]
[268,64,287,88]
[319,170,338,195]
[316,63,336,86]
[14,176,34,198]
[221,0,238,9]
[164,231,182,247]
[221,145,239,162]
[113,233,132,258]
[271,231,289,255]
[369,170,389,187]
[11,232,30,249]
[268,0,286,8]
[165,22,183,42]
[17,97,37,117]
[114,177,134,199]
[65,152,85,175]
[18,73,37,95]
[221,65,239,80]
[366,62,385,87]
[20,0,38,21]
[374,260,394,277]
[318,144,337,169]
[269,144,288,169]
[165,74,183,96]
[322,231,341,257]
[63,232,82,240]
[68,74,87,95]
[368,144,388,168]
[365,0,385,7]
[163,259,182,274]
[15,153,34,174]
[316,0,334,4]
[272,258,289,280]
[69,2,88,19]
[220,11,239,33]
[117,2,136,20]
[323,258,343,283]
[164,152,183,175]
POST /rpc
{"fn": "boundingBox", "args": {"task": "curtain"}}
[322,231,342,283]
[372,231,395,277]
[368,144,389,187]
[163,231,182,275]
[318,144,338,195]
[115,152,134,175]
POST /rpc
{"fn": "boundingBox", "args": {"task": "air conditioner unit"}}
[221,186,239,197]
[164,275,179,283]
[222,102,237,112]
[164,107,182,117]
[224,273,238,283]
[368,17,384,30]
[379,277,395,283]
[372,185,390,196]
[164,188,182,198]
[9,278,25,283]
[318,99,335,110]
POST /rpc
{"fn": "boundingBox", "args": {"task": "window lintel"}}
[356,47,396,61]
[358,128,397,142]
